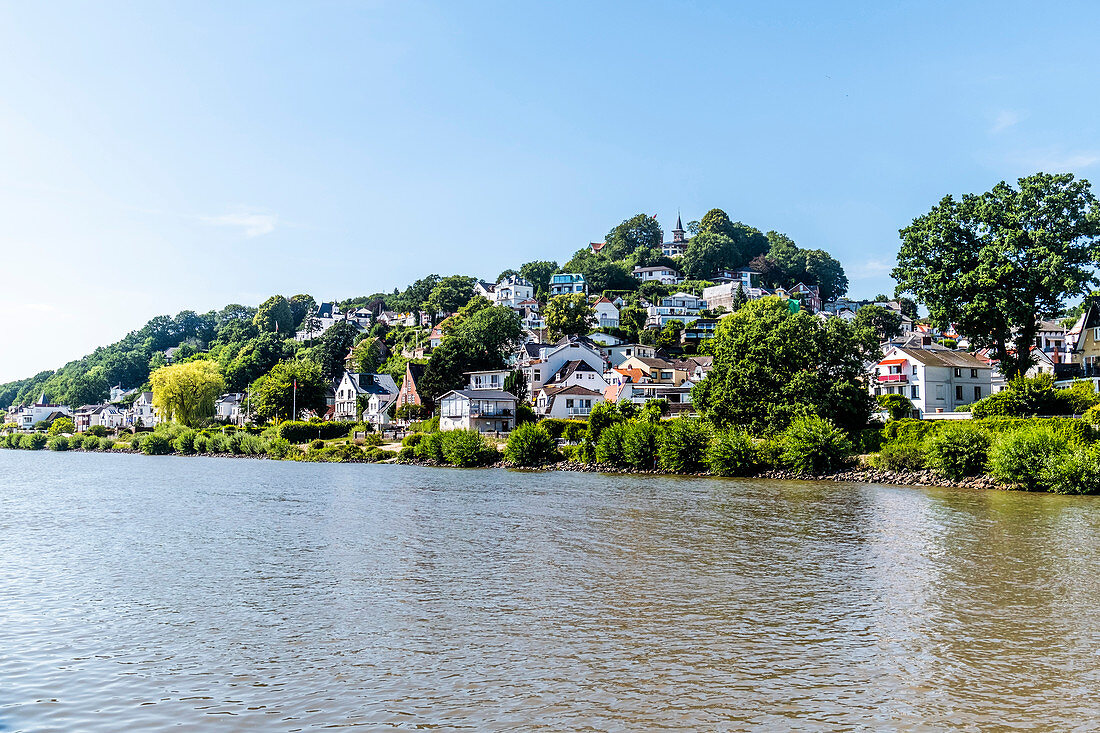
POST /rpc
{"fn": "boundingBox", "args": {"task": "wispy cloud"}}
[852,258,892,280]
[1010,149,1100,172]
[202,210,278,237]
[990,110,1020,134]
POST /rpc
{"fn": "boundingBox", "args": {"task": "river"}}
[1,450,1098,731]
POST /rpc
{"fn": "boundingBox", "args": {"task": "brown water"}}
[1,450,1099,731]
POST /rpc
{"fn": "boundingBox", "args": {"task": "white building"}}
[130,392,159,428]
[536,384,604,418]
[647,292,704,328]
[8,397,72,430]
[871,343,992,416]
[215,393,246,425]
[602,343,657,368]
[661,214,689,258]
[702,282,770,311]
[493,275,534,308]
[333,372,399,424]
[591,296,620,329]
[632,265,682,284]
[439,370,518,433]
[518,335,607,394]
[549,273,587,297]
[74,404,128,432]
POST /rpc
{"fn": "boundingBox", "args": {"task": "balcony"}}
[566,407,592,417]
[469,407,513,418]
[877,374,908,383]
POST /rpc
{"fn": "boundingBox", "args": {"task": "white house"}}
[604,380,696,415]
[74,404,128,432]
[702,282,770,310]
[109,384,136,403]
[602,343,657,368]
[536,384,604,418]
[215,393,246,425]
[542,359,609,392]
[591,296,620,329]
[493,275,534,308]
[519,335,607,394]
[549,273,587,297]
[333,372,400,424]
[647,292,704,328]
[871,342,992,416]
[130,392,159,428]
[439,370,518,433]
[8,394,72,430]
[631,265,682,284]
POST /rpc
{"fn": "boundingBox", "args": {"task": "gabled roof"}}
[545,359,599,385]
[589,241,607,252]
[625,356,678,369]
[611,367,647,383]
[344,373,399,396]
[892,347,990,369]
[440,389,518,401]
[540,384,603,400]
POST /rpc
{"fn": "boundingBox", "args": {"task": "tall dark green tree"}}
[894,172,1100,378]
[519,260,559,300]
[420,306,523,408]
[603,214,663,261]
[253,295,294,335]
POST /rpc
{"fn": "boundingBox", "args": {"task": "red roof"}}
[878,358,907,366]
[590,241,606,252]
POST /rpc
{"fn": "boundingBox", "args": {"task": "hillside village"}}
[3,206,1099,436]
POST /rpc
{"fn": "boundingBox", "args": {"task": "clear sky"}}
[2,1,1099,382]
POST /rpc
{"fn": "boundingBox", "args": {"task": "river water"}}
[1,451,1099,731]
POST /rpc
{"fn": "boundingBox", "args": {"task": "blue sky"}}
[2,1,1099,382]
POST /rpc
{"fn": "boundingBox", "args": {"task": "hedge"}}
[504,423,557,467]
[276,420,352,443]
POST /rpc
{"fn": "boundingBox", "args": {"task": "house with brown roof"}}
[396,362,427,410]
[535,384,604,419]
[871,343,991,416]
[618,355,690,386]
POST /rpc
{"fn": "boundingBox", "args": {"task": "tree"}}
[251,359,327,421]
[423,275,476,318]
[561,249,635,293]
[852,304,903,341]
[896,297,918,320]
[619,305,647,339]
[731,284,749,310]
[150,361,226,427]
[504,369,528,401]
[544,293,594,340]
[603,213,663,261]
[224,332,292,391]
[801,250,848,301]
[216,303,257,328]
[353,337,385,374]
[679,232,739,280]
[519,260,559,300]
[495,268,519,283]
[314,320,359,380]
[47,417,74,435]
[419,306,523,407]
[894,173,1100,378]
[253,295,294,335]
[692,297,877,435]
[288,294,316,329]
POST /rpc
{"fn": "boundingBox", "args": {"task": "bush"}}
[98,438,115,451]
[206,433,230,453]
[47,417,75,436]
[441,429,494,467]
[595,422,628,466]
[395,403,430,421]
[86,424,109,438]
[173,430,198,454]
[988,424,1074,491]
[780,416,852,474]
[309,439,325,450]
[310,443,364,462]
[540,419,587,441]
[266,437,292,459]
[504,423,558,467]
[970,375,1094,418]
[396,445,416,462]
[856,427,886,453]
[275,420,351,443]
[658,418,711,473]
[623,421,663,469]
[410,415,440,434]
[240,435,267,455]
[926,423,991,479]
[361,432,383,447]
[47,436,70,451]
[1043,444,1100,494]
[883,419,934,442]
[707,428,757,476]
[82,434,102,450]
[193,433,209,453]
[415,432,445,462]
[23,433,48,450]
[402,432,424,448]
[141,433,173,455]
[872,438,927,471]
[877,393,915,421]
[364,447,387,462]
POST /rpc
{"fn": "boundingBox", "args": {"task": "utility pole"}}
[292,379,297,421]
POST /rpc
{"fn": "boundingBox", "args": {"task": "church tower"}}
[672,212,686,243]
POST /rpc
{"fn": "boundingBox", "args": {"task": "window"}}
[911,385,919,399]
[533,370,541,382]
[974,386,982,401]
[955,385,964,402]
[936,384,945,400]
[565,399,574,408]
[912,365,918,375]
[954,368,962,377]
[970,369,978,378]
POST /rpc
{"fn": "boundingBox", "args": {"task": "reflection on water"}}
[1,451,1098,730]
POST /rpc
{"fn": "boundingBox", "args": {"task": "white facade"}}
[871,346,992,416]
[130,392,159,428]
[647,292,703,328]
[536,385,604,418]
[439,372,518,433]
[333,372,399,423]
[215,393,246,424]
[493,275,534,308]
[631,266,682,284]
[520,337,607,394]
[549,273,587,297]
[591,298,620,329]
[602,343,657,368]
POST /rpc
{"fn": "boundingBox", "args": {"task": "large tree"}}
[852,304,903,341]
[561,249,635,293]
[419,306,523,408]
[150,361,226,427]
[603,213,663,261]
[252,359,327,421]
[894,172,1100,378]
[692,297,877,434]
[288,294,317,329]
[253,295,294,335]
[423,275,476,318]
[519,260,559,300]
[544,293,594,340]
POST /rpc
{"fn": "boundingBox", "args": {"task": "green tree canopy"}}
[519,260,559,300]
[150,361,226,427]
[253,295,294,335]
[423,275,476,317]
[419,306,523,407]
[894,172,1100,378]
[288,294,316,329]
[692,297,877,434]
[852,304,903,341]
[252,359,327,421]
[561,249,635,293]
[603,213,663,261]
[544,293,594,340]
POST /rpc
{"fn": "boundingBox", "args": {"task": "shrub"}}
[311,443,364,462]
[130,433,145,450]
[402,432,424,448]
[193,433,209,453]
[541,419,587,441]
[309,439,325,450]
[240,435,267,455]
[623,421,663,469]
[780,416,852,474]
[275,420,351,443]
[504,423,557,467]
[396,445,416,462]
[595,422,628,466]
[658,418,711,473]
[988,424,1073,491]
[47,436,70,451]
[206,433,230,453]
[856,427,886,453]
[98,438,115,451]
[410,415,440,433]
[883,419,934,442]
[415,432,445,462]
[266,437,292,458]
[441,429,494,467]
[222,424,237,434]
[707,428,757,476]
[877,393,915,421]
[1042,445,1100,495]
[47,417,75,436]
[86,425,109,438]
[23,433,48,450]
[225,432,245,454]
[141,433,173,455]
[82,434,102,450]
[173,430,198,454]
[926,423,991,479]
[364,447,387,462]
[361,432,383,447]
[872,438,927,471]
